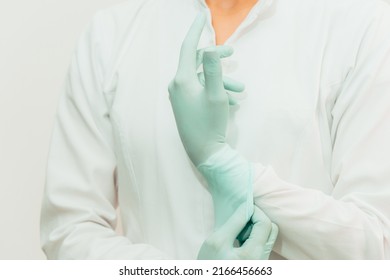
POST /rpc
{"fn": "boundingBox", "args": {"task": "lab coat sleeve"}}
[253,9,390,259]
[40,11,166,259]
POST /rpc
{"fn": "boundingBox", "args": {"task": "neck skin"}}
[205,0,259,15]
[205,0,259,45]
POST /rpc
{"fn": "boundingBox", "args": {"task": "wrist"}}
[196,144,247,172]
[190,142,227,167]
[197,145,254,227]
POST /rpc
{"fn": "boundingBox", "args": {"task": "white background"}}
[1,0,390,260]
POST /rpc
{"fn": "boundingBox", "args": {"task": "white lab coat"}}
[41,0,390,259]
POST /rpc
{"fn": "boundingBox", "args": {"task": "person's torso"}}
[97,0,381,259]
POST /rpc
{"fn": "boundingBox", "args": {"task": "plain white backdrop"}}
[1,0,390,260]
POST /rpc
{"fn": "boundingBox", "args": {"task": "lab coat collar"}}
[195,0,274,44]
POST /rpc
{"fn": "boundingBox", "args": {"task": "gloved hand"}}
[169,13,254,230]
[169,12,233,167]
[198,204,279,260]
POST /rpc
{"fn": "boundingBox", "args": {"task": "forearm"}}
[41,150,167,260]
[41,215,166,259]
[198,149,389,259]
[252,164,388,259]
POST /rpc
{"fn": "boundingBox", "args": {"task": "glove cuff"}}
[197,145,254,228]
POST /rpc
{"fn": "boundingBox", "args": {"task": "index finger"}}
[177,12,206,78]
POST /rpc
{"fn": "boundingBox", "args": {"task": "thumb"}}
[203,50,224,99]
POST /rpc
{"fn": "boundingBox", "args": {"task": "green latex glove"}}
[169,13,255,232]
[198,205,279,260]
[197,145,254,228]
[169,12,243,166]
[196,47,245,106]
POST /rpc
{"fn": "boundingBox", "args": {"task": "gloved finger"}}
[197,72,242,105]
[214,203,251,244]
[177,12,206,79]
[260,223,279,259]
[197,72,206,86]
[242,206,273,249]
[228,95,238,106]
[197,45,234,68]
[197,73,245,92]
[203,51,225,98]
[223,76,245,92]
